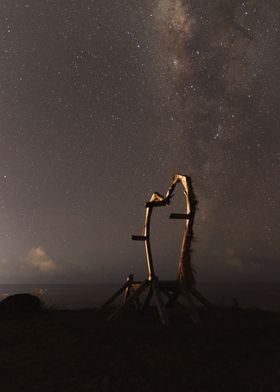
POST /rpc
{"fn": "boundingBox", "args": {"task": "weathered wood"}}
[145,200,167,208]
[124,274,134,302]
[169,213,190,220]
[140,288,153,312]
[127,284,142,311]
[124,286,130,301]
[143,206,155,280]
[142,174,197,290]
[165,289,180,308]
[152,278,169,325]
[181,290,201,324]
[99,280,131,311]
[189,287,220,317]
[108,280,149,321]
[100,173,217,325]
[161,290,173,300]
[131,235,147,241]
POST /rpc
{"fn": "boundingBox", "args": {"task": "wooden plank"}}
[169,213,190,220]
[145,200,167,208]
[131,235,147,241]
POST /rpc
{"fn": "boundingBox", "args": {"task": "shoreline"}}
[1,281,280,312]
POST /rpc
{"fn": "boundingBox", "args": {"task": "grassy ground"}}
[0,306,280,391]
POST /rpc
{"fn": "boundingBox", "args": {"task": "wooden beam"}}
[165,290,180,308]
[169,213,190,220]
[145,200,167,208]
[108,280,149,321]
[189,287,220,317]
[131,235,147,241]
[99,280,131,311]
[181,290,201,324]
[152,278,169,325]
[140,288,153,312]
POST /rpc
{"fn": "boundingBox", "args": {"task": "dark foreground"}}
[0,306,280,392]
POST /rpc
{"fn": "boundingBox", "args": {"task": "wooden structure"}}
[100,174,216,324]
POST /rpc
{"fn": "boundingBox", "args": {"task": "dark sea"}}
[0,282,280,311]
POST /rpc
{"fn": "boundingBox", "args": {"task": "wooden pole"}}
[143,206,155,280]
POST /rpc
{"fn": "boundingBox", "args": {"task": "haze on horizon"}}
[0,0,279,284]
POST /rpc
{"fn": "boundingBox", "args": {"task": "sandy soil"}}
[0,306,279,391]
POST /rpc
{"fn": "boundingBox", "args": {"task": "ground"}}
[0,306,280,391]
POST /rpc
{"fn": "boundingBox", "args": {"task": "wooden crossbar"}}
[169,213,190,219]
[145,200,167,208]
[131,235,147,241]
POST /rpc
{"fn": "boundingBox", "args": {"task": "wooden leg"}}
[129,286,142,311]
[140,288,153,312]
[99,280,131,311]
[108,280,149,321]
[165,289,179,308]
[135,295,142,311]
[124,275,134,302]
[182,290,201,324]
[124,286,130,301]
[189,287,219,317]
[161,290,172,301]
[152,278,169,325]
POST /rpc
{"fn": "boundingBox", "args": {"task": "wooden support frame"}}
[100,174,216,324]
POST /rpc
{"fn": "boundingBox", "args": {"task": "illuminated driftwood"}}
[142,174,197,290]
[100,174,216,324]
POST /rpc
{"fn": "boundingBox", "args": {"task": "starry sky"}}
[0,0,279,284]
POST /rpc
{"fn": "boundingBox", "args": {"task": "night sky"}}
[0,0,279,284]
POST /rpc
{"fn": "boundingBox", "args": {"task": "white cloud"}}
[25,246,57,273]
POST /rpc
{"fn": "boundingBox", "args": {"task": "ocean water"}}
[0,282,280,311]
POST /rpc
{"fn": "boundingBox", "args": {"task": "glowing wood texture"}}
[100,174,217,324]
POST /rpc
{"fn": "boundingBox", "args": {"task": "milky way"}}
[153,0,280,279]
[0,0,279,283]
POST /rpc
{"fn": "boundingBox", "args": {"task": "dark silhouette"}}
[0,293,42,313]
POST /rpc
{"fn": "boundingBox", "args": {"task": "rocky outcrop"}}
[0,293,42,313]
